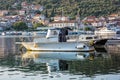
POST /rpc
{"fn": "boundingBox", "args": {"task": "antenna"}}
[62,7,64,28]
[77,10,85,31]
[77,10,80,30]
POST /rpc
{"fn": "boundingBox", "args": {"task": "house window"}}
[58,24,60,27]
[53,31,57,35]
[70,23,74,26]
[60,24,62,27]
[94,36,98,39]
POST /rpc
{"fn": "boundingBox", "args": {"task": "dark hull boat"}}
[94,38,120,52]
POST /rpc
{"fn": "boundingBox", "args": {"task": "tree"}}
[12,21,28,31]
[45,9,48,18]
[84,27,92,31]
[35,10,41,14]
[33,23,44,29]
[50,8,55,17]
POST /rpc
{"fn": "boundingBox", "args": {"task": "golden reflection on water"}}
[22,51,39,59]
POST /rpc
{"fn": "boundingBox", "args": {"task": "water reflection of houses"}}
[68,53,120,76]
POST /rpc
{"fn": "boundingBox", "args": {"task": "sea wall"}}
[0,36,34,58]
[106,44,120,53]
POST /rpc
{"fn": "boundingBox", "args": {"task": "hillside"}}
[36,0,120,18]
[0,0,120,18]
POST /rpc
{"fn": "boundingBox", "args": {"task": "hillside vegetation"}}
[0,0,120,18]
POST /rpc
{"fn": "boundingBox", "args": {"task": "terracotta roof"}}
[34,5,41,9]
[83,20,99,24]
[109,14,118,17]
[34,14,40,16]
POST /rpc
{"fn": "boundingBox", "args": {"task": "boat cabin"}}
[79,34,99,42]
[46,28,60,38]
[46,28,69,42]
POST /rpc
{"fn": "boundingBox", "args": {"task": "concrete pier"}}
[105,39,120,53]
[106,44,120,53]
[0,36,35,58]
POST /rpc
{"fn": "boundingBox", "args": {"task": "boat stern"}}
[76,43,95,52]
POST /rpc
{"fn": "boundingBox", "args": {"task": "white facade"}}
[49,21,77,28]
[54,16,69,22]
[91,22,103,27]
[0,21,11,28]
[19,10,26,15]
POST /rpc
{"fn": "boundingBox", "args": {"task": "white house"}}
[48,20,77,29]
[19,10,26,15]
[108,14,119,21]
[82,16,106,27]
[91,21,103,27]
[0,21,11,29]
[32,5,44,11]
[0,10,9,16]
[21,1,29,9]
[53,16,69,22]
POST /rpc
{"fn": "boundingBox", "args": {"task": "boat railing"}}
[96,34,116,39]
[66,35,79,41]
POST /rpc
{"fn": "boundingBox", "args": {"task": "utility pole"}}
[76,9,81,30]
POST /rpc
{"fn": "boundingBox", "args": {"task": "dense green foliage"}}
[33,23,44,29]
[0,0,23,10]
[84,27,93,31]
[12,21,28,31]
[34,0,120,18]
[0,0,120,18]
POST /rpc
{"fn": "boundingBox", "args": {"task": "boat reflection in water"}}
[22,51,95,73]
[22,51,93,60]
[0,50,120,80]
[21,51,120,80]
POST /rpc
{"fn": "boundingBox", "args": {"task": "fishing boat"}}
[21,27,94,52]
[68,32,99,44]
[95,27,120,39]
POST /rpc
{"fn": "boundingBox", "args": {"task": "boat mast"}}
[62,7,64,28]
[76,10,81,43]
[76,10,85,32]
[76,9,82,31]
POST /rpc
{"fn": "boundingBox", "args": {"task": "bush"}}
[12,21,28,31]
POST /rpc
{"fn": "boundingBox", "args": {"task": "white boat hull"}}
[22,42,94,52]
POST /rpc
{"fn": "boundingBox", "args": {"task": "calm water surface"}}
[0,37,120,80]
[0,51,120,80]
